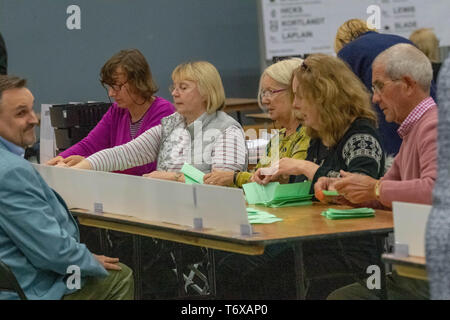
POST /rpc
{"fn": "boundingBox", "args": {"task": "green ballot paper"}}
[243,181,312,207]
[246,207,283,224]
[181,163,204,184]
[321,207,375,220]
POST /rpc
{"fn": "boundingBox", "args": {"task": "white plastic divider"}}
[392,201,432,257]
[33,164,251,235]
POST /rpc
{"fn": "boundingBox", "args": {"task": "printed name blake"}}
[181,304,216,318]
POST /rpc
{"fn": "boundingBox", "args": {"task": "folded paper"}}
[181,163,204,184]
[321,207,375,220]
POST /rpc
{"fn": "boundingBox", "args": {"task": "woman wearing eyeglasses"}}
[46,49,175,176]
[203,58,310,187]
[71,60,247,180]
[213,54,387,300]
[253,54,385,191]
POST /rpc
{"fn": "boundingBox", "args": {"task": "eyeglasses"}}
[259,88,287,99]
[371,79,399,94]
[169,82,195,94]
[101,80,128,92]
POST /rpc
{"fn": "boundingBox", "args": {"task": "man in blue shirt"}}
[0,75,134,300]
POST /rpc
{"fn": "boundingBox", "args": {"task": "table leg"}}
[292,242,307,300]
[207,249,216,297]
[375,235,388,300]
[132,235,142,300]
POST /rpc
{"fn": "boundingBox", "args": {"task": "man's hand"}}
[203,170,234,186]
[93,254,122,271]
[334,170,378,204]
[314,176,339,203]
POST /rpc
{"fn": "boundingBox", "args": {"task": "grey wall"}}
[0,0,261,112]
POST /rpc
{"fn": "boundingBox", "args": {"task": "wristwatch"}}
[374,180,381,200]
[233,171,240,185]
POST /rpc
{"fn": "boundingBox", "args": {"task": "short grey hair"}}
[373,43,433,92]
[0,75,27,112]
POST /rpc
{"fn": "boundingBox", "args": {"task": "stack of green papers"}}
[246,208,283,224]
[243,181,312,207]
[321,207,375,220]
[181,163,204,184]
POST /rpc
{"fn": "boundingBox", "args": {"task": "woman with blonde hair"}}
[215,54,387,300]
[410,28,441,82]
[254,54,385,189]
[72,60,247,179]
[334,18,427,156]
[203,58,310,187]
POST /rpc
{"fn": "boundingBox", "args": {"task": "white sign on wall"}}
[261,0,450,60]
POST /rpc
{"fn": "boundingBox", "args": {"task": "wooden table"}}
[72,203,393,299]
[382,253,427,281]
[223,98,259,124]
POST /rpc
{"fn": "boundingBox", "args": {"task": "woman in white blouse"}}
[72,61,247,181]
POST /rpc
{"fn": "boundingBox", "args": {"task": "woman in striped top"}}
[72,61,247,181]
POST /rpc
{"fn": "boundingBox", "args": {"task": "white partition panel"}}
[392,201,432,257]
[33,164,249,235]
[194,184,250,234]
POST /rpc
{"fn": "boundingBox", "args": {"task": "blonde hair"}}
[409,28,440,63]
[334,19,376,53]
[257,58,303,109]
[172,61,225,113]
[294,54,376,146]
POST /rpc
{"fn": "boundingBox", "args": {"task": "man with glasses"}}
[318,43,436,299]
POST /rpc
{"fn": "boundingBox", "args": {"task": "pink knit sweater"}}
[379,105,438,208]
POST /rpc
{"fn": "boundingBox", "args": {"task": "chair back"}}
[0,259,27,300]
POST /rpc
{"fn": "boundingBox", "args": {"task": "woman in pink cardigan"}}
[47,49,175,176]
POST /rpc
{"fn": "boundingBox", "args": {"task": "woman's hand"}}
[252,158,305,185]
[203,170,234,186]
[62,155,85,166]
[143,171,184,182]
[72,160,93,170]
[46,156,64,166]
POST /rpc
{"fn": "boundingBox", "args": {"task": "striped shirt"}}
[130,117,144,139]
[87,124,246,173]
[398,96,436,138]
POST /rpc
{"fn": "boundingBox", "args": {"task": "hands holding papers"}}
[180,163,204,184]
[253,158,320,185]
[314,170,379,205]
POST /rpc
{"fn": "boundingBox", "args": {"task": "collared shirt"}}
[398,97,437,139]
[0,136,25,157]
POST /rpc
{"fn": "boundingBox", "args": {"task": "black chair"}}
[0,259,27,299]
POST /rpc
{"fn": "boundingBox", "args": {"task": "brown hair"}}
[334,19,376,53]
[0,75,27,111]
[100,49,158,100]
[293,54,376,146]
